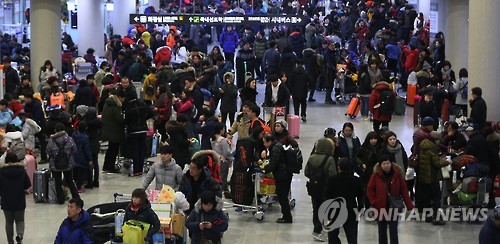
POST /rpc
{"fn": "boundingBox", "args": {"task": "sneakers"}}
[77,188,86,193]
[312,232,327,242]
[308,98,316,102]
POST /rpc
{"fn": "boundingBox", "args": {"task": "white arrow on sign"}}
[189,17,193,21]
[134,16,139,22]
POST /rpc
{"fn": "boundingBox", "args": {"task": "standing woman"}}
[154,84,172,142]
[211,122,234,196]
[367,154,414,244]
[355,131,380,208]
[0,153,31,244]
[219,72,238,126]
[336,122,361,166]
[453,68,469,117]
[357,64,372,120]
[379,131,412,200]
[239,77,258,108]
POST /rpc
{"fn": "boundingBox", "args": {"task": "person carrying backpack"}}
[305,138,337,242]
[369,81,396,132]
[46,123,79,204]
[1,124,26,163]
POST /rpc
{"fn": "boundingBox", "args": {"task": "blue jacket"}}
[54,210,93,244]
[219,29,239,53]
[194,116,219,150]
[71,131,92,169]
[0,108,13,128]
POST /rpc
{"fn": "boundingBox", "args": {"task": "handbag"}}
[441,166,451,179]
[383,181,404,212]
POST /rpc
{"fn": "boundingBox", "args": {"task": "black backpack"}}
[283,145,303,174]
[378,89,396,115]
[53,140,69,170]
[306,155,330,197]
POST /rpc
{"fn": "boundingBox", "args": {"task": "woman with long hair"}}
[239,77,258,108]
[39,60,58,83]
[379,131,412,200]
[356,131,381,208]
[210,122,233,195]
[337,122,361,166]
[123,188,160,243]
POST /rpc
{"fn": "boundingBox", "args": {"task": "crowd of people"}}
[0,0,499,243]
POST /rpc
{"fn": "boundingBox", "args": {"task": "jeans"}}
[129,133,147,174]
[52,170,80,203]
[220,112,235,128]
[360,96,370,117]
[328,216,358,244]
[293,97,307,117]
[311,197,323,234]
[276,177,293,221]
[103,141,120,171]
[377,220,398,244]
[373,120,389,133]
[3,210,24,243]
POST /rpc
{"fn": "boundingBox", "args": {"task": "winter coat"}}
[418,139,448,184]
[186,198,228,244]
[94,68,107,90]
[324,172,365,219]
[166,121,191,168]
[453,77,468,106]
[356,143,381,182]
[71,131,92,169]
[156,65,175,91]
[465,131,489,164]
[305,24,316,48]
[337,132,361,164]
[367,163,414,220]
[8,100,24,118]
[72,86,97,111]
[289,32,305,59]
[239,87,258,106]
[100,95,125,143]
[305,138,337,179]
[227,113,251,139]
[0,108,13,127]
[83,108,102,155]
[5,66,20,94]
[281,50,297,77]
[0,162,31,211]
[379,141,409,176]
[1,131,23,152]
[485,132,500,177]
[357,72,372,95]
[302,48,320,79]
[155,93,172,122]
[194,116,219,150]
[124,98,153,134]
[262,48,282,74]
[154,46,172,67]
[54,210,93,244]
[470,96,487,130]
[197,66,218,90]
[264,141,292,180]
[179,168,222,212]
[197,33,212,55]
[211,135,234,163]
[123,201,161,239]
[143,158,183,190]
[288,66,312,99]
[219,29,239,53]
[46,131,77,172]
[253,38,269,58]
[412,127,432,156]
[173,98,193,119]
[143,73,157,101]
[369,81,395,122]
[21,118,41,151]
[220,82,238,113]
[24,99,45,128]
[264,81,290,107]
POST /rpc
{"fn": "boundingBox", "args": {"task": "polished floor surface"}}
[1,84,484,244]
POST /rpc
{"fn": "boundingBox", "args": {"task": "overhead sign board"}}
[129,14,305,25]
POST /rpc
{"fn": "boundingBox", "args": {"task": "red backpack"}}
[250,119,271,135]
[206,155,221,183]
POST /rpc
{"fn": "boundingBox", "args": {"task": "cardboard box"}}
[172,214,185,237]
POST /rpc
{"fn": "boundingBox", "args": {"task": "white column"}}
[78,0,105,57]
[469,0,500,121]
[109,0,136,38]
[31,0,61,89]
[445,0,468,70]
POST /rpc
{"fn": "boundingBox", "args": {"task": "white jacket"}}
[22,119,41,151]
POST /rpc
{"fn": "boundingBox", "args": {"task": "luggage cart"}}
[261,106,286,132]
[74,62,94,81]
[87,193,131,243]
[335,67,358,104]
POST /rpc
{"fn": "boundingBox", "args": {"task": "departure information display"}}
[130,14,305,25]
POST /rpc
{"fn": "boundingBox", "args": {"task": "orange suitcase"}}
[407,85,418,106]
[345,97,361,118]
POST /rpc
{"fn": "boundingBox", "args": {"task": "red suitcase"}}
[345,97,361,118]
[287,115,300,139]
[413,95,422,127]
[407,85,418,106]
[25,154,37,194]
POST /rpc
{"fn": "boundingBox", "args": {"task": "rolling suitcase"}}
[345,97,361,118]
[25,154,37,194]
[394,96,406,115]
[33,168,50,203]
[413,95,422,127]
[287,115,300,139]
[406,85,418,106]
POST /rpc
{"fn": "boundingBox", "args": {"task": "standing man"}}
[23,92,47,163]
[469,87,487,130]
[262,41,282,82]
[264,135,293,223]
[55,198,93,243]
[324,41,338,104]
[4,57,20,94]
[219,25,239,66]
[288,60,312,122]
[253,31,269,84]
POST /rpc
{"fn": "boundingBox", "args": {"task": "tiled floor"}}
[1,84,484,243]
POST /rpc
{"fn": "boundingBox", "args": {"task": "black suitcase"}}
[33,168,50,203]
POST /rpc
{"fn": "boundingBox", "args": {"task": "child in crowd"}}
[186,191,228,244]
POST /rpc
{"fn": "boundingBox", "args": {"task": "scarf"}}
[271,80,281,103]
[130,203,140,213]
[386,143,405,177]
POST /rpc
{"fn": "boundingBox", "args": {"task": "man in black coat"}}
[24,92,47,162]
[288,60,312,121]
[262,41,282,79]
[119,77,137,101]
[469,87,487,130]
[324,158,364,244]
[464,126,489,165]
[3,57,20,94]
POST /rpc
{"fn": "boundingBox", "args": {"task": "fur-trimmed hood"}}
[191,150,221,166]
[223,72,234,82]
[372,162,402,175]
[0,162,24,169]
[193,196,224,213]
[50,130,67,139]
[105,95,122,107]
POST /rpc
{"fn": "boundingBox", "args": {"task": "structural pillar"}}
[31,0,61,89]
[469,0,500,121]
[109,0,136,38]
[445,0,468,70]
[78,0,105,57]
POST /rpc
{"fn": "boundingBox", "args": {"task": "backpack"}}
[306,155,330,197]
[283,144,303,174]
[8,138,26,160]
[205,154,221,183]
[145,84,155,96]
[251,119,271,135]
[53,140,69,170]
[378,89,396,115]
